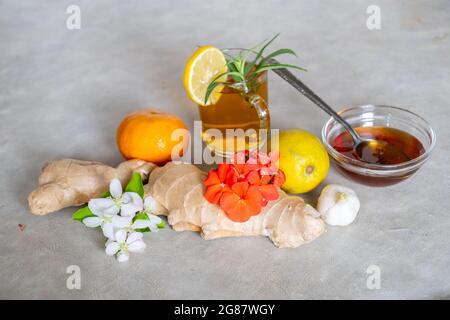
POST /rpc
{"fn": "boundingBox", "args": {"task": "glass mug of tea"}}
[198,68,270,158]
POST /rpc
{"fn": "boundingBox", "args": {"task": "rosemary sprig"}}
[204,34,307,103]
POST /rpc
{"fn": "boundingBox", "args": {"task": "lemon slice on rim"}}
[183,46,228,106]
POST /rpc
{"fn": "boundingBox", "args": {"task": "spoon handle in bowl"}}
[269,59,359,141]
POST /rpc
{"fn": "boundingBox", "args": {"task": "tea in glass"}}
[198,72,270,157]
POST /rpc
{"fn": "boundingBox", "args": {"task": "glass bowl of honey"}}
[321,105,436,186]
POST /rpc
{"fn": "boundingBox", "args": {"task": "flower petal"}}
[231,181,249,198]
[225,169,238,185]
[149,224,159,233]
[82,216,103,228]
[223,199,253,222]
[114,229,127,243]
[105,242,120,256]
[259,184,279,201]
[273,170,286,187]
[132,219,152,229]
[102,222,115,239]
[126,232,143,244]
[88,198,114,216]
[246,170,261,185]
[219,191,241,213]
[144,196,158,212]
[124,192,144,207]
[110,179,123,199]
[117,251,129,262]
[203,170,220,187]
[147,213,162,225]
[103,204,120,216]
[260,175,272,185]
[105,239,114,247]
[112,215,132,229]
[121,203,141,217]
[217,163,230,182]
[128,240,146,253]
[204,184,226,204]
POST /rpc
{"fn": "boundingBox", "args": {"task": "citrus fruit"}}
[117,109,188,165]
[274,129,329,193]
[183,46,228,106]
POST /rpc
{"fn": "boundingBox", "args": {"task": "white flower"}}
[142,196,164,232]
[105,230,146,262]
[92,178,143,217]
[82,199,118,239]
[112,215,154,233]
[83,179,144,238]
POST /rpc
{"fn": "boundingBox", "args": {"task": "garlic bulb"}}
[317,184,360,226]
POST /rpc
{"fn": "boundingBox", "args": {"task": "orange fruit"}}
[117,109,188,165]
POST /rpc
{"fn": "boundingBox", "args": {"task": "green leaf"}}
[246,33,280,76]
[255,63,307,73]
[226,60,238,72]
[100,190,111,198]
[205,34,306,102]
[133,211,151,233]
[204,81,223,104]
[132,211,165,233]
[72,206,95,222]
[204,70,245,103]
[157,220,166,229]
[125,172,144,198]
[226,61,243,82]
[259,48,297,67]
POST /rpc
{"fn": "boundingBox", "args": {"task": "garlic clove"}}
[317,184,360,226]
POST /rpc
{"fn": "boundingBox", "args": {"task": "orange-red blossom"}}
[203,152,286,222]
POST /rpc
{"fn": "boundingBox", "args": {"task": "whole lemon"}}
[275,129,329,194]
[117,109,188,165]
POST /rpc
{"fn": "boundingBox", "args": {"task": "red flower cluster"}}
[203,151,286,222]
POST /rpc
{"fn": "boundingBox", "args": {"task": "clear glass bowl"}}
[321,105,436,186]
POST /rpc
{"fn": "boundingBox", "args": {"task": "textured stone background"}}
[1,0,449,299]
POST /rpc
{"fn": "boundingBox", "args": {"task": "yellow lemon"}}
[183,46,228,106]
[275,129,329,193]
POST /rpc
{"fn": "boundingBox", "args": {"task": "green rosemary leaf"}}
[259,48,297,66]
[246,33,280,76]
[204,81,222,104]
[206,69,244,92]
[239,49,255,74]
[227,60,238,72]
[204,69,246,103]
[222,71,245,81]
[255,63,307,73]
[205,34,306,100]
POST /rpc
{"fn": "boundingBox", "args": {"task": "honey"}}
[333,126,424,165]
[332,126,425,186]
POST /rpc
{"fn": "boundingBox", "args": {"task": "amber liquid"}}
[198,73,269,156]
[332,126,425,186]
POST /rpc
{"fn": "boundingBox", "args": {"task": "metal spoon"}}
[268,59,409,164]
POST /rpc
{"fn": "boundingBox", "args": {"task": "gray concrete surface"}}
[1,0,450,299]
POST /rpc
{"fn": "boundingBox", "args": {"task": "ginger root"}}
[144,162,325,248]
[28,159,325,248]
[28,159,155,215]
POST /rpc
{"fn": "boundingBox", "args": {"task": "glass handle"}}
[247,93,270,131]
[246,93,270,152]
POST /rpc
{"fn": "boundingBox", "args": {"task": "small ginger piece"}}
[144,162,325,248]
[28,159,155,215]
